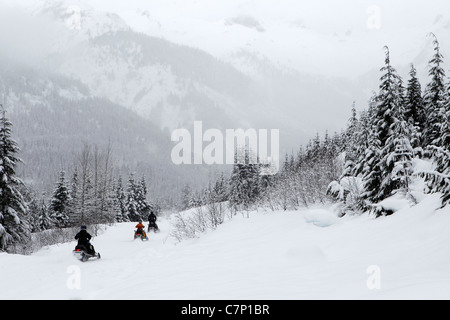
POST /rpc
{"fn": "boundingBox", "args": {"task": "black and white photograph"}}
[0,0,449,304]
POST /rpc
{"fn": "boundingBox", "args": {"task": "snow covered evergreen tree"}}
[0,105,31,252]
[49,170,71,228]
[405,64,425,127]
[384,102,415,201]
[375,46,404,147]
[421,83,450,207]
[125,174,138,221]
[405,64,425,155]
[361,46,408,203]
[135,175,151,217]
[114,176,127,222]
[68,168,80,226]
[38,199,53,231]
[360,120,383,203]
[342,102,359,177]
[352,95,376,178]
[211,173,228,203]
[228,148,261,211]
[423,33,446,148]
[181,183,193,210]
[125,173,149,221]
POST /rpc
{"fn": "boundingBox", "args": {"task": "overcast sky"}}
[85,0,450,76]
[84,0,447,30]
[2,0,450,77]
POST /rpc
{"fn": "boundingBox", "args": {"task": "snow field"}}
[1,195,450,300]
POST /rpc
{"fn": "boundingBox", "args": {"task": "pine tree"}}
[383,101,414,200]
[212,173,228,203]
[125,173,140,221]
[38,199,53,231]
[136,175,151,217]
[421,81,450,207]
[405,64,425,126]
[114,176,127,222]
[375,46,404,147]
[68,168,80,226]
[181,183,193,210]
[405,64,425,155]
[360,120,383,202]
[421,144,450,207]
[359,47,404,203]
[342,103,359,178]
[228,148,261,210]
[0,105,30,252]
[352,95,376,178]
[49,170,71,228]
[423,33,446,148]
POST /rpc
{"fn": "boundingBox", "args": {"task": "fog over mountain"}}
[1,0,449,203]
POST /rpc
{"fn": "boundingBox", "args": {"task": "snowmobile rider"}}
[75,225,96,254]
[135,220,146,237]
[148,211,159,231]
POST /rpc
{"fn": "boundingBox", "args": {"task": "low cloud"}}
[0,4,63,68]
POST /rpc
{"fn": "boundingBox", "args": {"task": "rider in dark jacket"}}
[148,211,159,231]
[75,226,95,254]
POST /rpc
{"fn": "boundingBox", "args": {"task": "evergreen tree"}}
[361,46,408,203]
[114,176,127,222]
[421,86,450,207]
[360,120,383,202]
[423,33,446,148]
[341,103,359,178]
[0,105,30,252]
[383,101,414,200]
[125,173,140,221]
[375,46,404,147]
[405,64,425,155]
[181,183,193,210]
[38,199,53,231]
[136,175,151,216]
[68,168,80,226]
[49,170,71,228]
[96,175,117,224]
[345,102,359,158]
[229,162,248,209]
[421,144,450,207]
[212,173,228,203]
[405,65,424,125]
[228,148,261,210]
[352,95,376,178]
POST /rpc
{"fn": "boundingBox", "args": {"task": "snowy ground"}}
[1,194,450,300]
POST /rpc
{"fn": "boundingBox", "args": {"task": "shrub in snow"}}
[327,176,366,216]
[171,201,231,241]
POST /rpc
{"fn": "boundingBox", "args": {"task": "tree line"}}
[180,34,449,221]
[328,35,449,216]
[38,145,155,230]
[0,115,156,253]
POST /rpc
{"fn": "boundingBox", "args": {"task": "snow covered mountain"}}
[28,0,450,133]
[1,0,367,144]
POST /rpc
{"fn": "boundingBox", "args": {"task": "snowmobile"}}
[73,244,101,262]
[147,221,160,233]
[134,229,149,241]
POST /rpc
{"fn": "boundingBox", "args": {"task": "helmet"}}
[81,225,87,230]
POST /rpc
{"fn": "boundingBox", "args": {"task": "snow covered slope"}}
[1,195,450,300]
